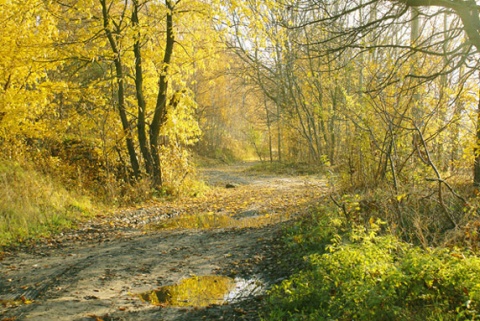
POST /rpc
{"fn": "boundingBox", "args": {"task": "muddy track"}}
[0,164,326,321]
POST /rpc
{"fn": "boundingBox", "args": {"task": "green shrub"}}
[264,217,480,321]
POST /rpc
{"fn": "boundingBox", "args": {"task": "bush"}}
[264,211,480,321]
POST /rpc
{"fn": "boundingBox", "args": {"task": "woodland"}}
[3,0,480,319]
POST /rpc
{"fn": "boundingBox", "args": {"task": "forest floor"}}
[0,163,326,321]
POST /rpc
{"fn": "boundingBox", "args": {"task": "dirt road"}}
[0,164,326,321]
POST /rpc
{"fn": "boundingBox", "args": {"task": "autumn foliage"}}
[4,1,480,320]
[0,0,479,241]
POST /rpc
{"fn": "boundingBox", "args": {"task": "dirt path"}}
[0,163,326,321]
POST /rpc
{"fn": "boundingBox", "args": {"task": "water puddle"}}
[152,212,285,230]
[137,275,263,307]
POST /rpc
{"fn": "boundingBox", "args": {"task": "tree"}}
[226,0,344,164]
[0,1,62,147]
[100,0,141,180]
[97,0,218,188]
[267,0,479,186]
[396,0,480,186]
[0,0,222,195]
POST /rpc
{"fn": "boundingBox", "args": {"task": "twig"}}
[425,177,469,206]
[330,195,350,223]
[414,125,459,228]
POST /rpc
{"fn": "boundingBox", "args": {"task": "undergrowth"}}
[0,160,93,249]
[327,181,479,248]
[263,203,480,321]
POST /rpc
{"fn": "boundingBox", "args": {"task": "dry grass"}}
[331,178,479,248]
[0,160,93,248]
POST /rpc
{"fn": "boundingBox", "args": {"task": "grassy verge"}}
[262,201,480,321]
[0,160,93,249]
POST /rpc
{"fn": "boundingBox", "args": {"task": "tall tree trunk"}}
[149,0,175,187]
[100,0,140,179]
[410,7,424,167]
[132,0,154,176]
[410,6,421,124]
[277,103,282,163]
[264,97,273,163]
[474,72,480,186]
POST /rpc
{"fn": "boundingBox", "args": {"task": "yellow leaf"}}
[396,194,407,202]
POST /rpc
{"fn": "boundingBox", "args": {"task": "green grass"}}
[0,160,93,248]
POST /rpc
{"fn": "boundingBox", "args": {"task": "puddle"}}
[152,212,286,230]
[137,275,263,307]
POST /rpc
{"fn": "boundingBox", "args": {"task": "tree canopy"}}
[1,0,479,197]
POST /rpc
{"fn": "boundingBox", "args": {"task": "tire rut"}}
[3,254,98,301]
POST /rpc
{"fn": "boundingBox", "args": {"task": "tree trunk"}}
[264,97,273,163]
[277,103,282,162]
[100,0,140,179]
[132,0,154,176]
[149,0,176,187]
[474,72,480,187]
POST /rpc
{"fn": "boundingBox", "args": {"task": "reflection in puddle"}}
[226,277,264,302]
[137,275,263,307]
[153,212,285,230]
